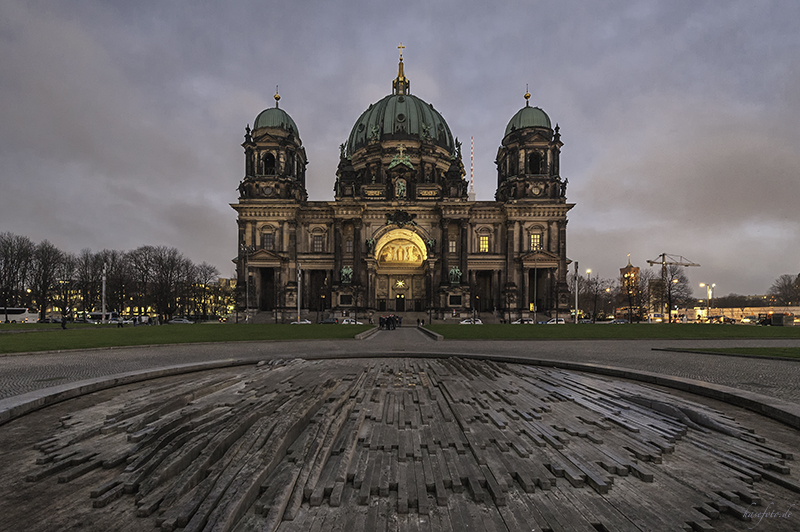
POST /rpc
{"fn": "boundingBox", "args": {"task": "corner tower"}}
[495,91,564,203]
[238,90,308,202]
[497,91,573,316]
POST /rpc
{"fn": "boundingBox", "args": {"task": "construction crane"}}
[646,253,700,320]
[647,253,700,278]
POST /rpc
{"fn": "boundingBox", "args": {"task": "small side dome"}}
[504,104,551,137]
[253,107,300,136]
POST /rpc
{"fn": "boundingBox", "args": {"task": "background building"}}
[232,53,574,322]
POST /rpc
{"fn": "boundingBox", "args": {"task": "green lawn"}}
[426,323,800,340]
[0,323,372,354]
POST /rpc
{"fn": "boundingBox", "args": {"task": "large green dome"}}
[504,103,551,137]
[254,105,299,136]
[347,93,454,154]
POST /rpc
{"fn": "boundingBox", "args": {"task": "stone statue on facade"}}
[341,265,353,284]
[449,266,462,284]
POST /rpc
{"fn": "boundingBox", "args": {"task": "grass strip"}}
[0,324,372,354]
[426,323,800,340]
[667,347,800,360]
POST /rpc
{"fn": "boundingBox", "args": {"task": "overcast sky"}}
[2,0,798,297]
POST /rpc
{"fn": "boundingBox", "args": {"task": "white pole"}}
[101,265,107,324]
[297,264,301,322]
[574,261,579,324]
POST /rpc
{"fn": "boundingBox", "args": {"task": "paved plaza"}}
[0,327,798,532]
[2,327,800,403]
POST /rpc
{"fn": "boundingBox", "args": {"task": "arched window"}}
[528,152,543,175]
[261,153,276,175]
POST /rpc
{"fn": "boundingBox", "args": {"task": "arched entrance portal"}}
[372,229,430,313]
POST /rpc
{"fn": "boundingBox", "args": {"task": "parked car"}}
[318,318,338,324]
[290,319,312,324]
[609,318,629,324]
[740,315,757,324]
[459,318,483,325]
[168,317,194,324]
[340,318,363,325]
[511,318,534,324]
[708,315,735,324]
[546,318,565,325]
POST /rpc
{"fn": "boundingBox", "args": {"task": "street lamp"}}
[699,283,715,321]
[667,278,678,323]
[585,269,592,323]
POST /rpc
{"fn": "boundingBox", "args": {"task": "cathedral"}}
[232,49,574,322]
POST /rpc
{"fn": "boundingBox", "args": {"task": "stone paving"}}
[3,357,799,532]
[1,327,799,404]
[1,328,799,532]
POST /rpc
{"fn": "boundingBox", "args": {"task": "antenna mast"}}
[468,136,475,201]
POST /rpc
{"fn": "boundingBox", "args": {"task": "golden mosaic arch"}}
[374,228,427,266]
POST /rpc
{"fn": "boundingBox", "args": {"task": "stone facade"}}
[231,55,574,321]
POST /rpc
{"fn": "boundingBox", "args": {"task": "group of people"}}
[378,315,401,329]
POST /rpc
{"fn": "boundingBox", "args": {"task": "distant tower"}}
[468,136,476,201]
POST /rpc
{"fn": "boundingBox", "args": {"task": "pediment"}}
[247,249,284,265]
[520,250,559,266]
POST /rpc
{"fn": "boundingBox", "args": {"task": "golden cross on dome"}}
[398,42,405,60]
[397,144,406,157]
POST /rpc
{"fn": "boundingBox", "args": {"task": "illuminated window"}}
[449,240,456,253]
[479,235,489,253]
[313,235,324,253]
[530,233,542,251]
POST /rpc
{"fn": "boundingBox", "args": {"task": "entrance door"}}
[260,268,275,311]
[475,271,492,312]
[396,294,405,312]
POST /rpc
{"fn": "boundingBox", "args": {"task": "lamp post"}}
[532,254,538,323]
[296,263,301,323]
[699,282,715,321]
[667,278,678,323]
[585,269,592,323]
[101,265,107,324]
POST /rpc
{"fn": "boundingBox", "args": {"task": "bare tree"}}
[195,262,220,319]
[768,274,800,305]
[99,249,132,314]
[127,246,156,317]
[1,233,35,320]
[75,249,105,313]
[30,240,63,321]
[55,252,78,317]
[663,265,693,322]
[151,246,190,321]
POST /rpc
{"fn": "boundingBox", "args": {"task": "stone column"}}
[505,220,514,286]
[353,219,362,284]
[522,268,529,311]
[440,218,450,285]
[368,267,376,308]
[492,270,500,311]
[558,220,568,285]
[460,219,468,284]
[333,219,343,284]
